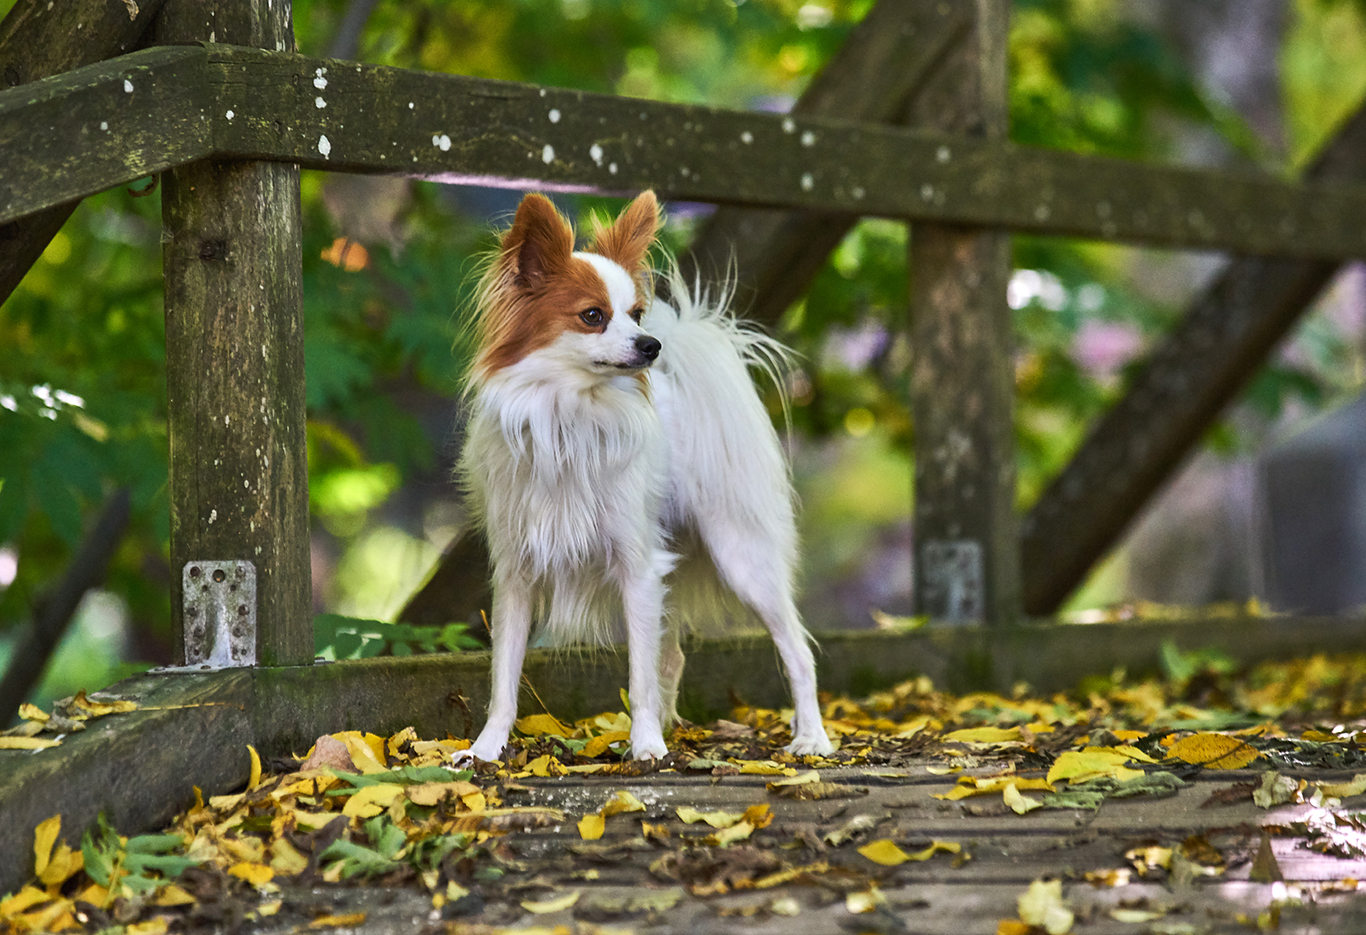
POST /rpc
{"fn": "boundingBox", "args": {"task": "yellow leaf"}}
[997,921,1034,935]
[737,760,796,776]
[152,884,197,907]
[33,815,60,878]
[521,890,580,914]
[123,920,169,935]
[405,781,481,807]
[1046,748,1144,785]
[227,862,275,886]
[525,754,561,777]
[858,839,911,866]
[766,770,821,787]
[905,840,961,861]
[705,821,756,846]
[460,791,486,813]
[269,837,310,876]
[247,744,262,790]
[0,886,49,916]
[601,790,645,818]
[1003,783,1042,815]
[933,775,1053,800]
[1165,733,1259,770]
[742,804,773,829]
[514,714,571,737]
[1319,774,1366,799]
[846,888,886,913]
[577,814,605,840]
[1018,879,1073,934]
[309,912,367,928]
[38,843,83,887]
[943,727,1024,744]
[341,783,405,818]
[582,731,631,758]
[0,736,61,750]
[1112,730,1147,741]
[676,807,746,828]
[18,703,48,723]
[335,733,387,774]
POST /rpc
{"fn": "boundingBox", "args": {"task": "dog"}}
[456,190,834,761]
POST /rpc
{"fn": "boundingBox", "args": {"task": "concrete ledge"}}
[4,614,1366,892]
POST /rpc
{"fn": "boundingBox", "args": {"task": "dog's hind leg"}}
[659,626,685,730]
[461,574,533,763]
[701,524,834,755]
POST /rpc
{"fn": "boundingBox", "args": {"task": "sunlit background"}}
[4,0,1366,711]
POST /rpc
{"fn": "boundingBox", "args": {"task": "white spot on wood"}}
[539,88,547,97]
[741,131,753,144]
[542,144,555,163]
[852,186,865,200]
[800,173,813,191]
[549,108,561,123]
[1034,204,1050,221]
[315,97,326,108]
[936,145,951,163]
[226,110,235,120]
[432,133,451,151]
[609,162,618,174]
[99,121,108,131]
[123,79,133,93]
[680,166,690,177]
[782,117,795,134]
[590,143,604,165]
[318,134,331,157]
[209,509,217,524]
[920,184,934,201]
[800,130,815,147]
[314,68,328,90]
[408,102,414,109]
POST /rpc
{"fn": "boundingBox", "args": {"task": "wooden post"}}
[158,0,312,666]
[908,0,1019,625]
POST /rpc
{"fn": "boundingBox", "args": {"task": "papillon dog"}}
[456,190,834,761]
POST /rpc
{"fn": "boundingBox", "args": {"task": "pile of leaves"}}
[7,648,1366,932]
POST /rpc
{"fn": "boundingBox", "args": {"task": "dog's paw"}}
[453,736,508,765]
[784,732,835,757]
[630,732,669,761]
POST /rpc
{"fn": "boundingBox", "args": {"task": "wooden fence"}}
[5,0,1366,889]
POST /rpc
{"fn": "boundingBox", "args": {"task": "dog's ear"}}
[591,190,660,272]
[504,193,574,289]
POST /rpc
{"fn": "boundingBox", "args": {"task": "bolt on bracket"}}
[182,560,257,668]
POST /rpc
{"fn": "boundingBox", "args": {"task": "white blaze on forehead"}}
[574,252,638,316]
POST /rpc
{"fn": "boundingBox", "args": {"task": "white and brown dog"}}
[457,191,833,761]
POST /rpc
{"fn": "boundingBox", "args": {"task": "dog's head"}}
[471,191,662,384]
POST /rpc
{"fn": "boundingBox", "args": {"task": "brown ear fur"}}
[503,193,575,289]
[590,191,661,272]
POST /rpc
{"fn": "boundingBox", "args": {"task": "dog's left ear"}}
[591,191,661,272]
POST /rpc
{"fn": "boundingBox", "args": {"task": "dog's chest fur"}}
[463,366,670,587]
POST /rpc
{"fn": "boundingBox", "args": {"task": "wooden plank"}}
[908,0,1019,627]
[680,0,971,326]
[0,0,167,306]
[1021,104,1366,615]
[158,0,311,666]
[0,47,213,224]
[13,44,1366,261]
[4,612,1366,893]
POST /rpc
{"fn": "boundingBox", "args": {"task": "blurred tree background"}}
[3,0,1366,709]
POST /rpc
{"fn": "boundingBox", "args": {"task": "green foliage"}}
[81,814,198,899]
[313,613,485,659]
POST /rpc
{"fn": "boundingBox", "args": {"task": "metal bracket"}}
[182,560,257,668]
[920,540,984,622]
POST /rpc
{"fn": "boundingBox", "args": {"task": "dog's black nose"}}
[635,335,661,360]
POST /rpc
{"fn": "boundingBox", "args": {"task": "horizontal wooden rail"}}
[8,43,1366,261]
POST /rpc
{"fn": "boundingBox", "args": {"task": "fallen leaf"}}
[824,813,883,846]
[0,736,61,750]
[602,790,646,818]
[577,814,606,841]
[1003,783,1043,814]
[1047,748,1145,785]
[405,781,481,807]
[1111,908,1166,923]
[32,815,60,878]
[1253,771,1300,808]
[943,726,1024,744]
[309,913,367,928]
[846,888,886,913]
[1018,879,1073,935]
[767,770,821,787]
[582,731,631,758]
[677,806,747,828]
[521,890,581,914]
[1165,733,1259,770]
[248,744,262,790]
[17,703,48,723]
[705,821,756,846]
[737,760,797,776]
[1250,832,1283,883]
[769,782,866,801]
[341,783,405,818]
[228,862,275,886]
[1319,773,1366,799]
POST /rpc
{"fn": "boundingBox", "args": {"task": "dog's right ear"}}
[503,194,574,290]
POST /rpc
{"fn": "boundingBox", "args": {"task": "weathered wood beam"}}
[0,0,167,306]
[158,0,312,666]
[680,0,971,326]
[1021,105,1366,615]
[11,45,1366,261]
[6,612,1366,893]
[909,0,1019,626]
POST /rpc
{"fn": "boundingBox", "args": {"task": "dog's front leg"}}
[461,575,532,763]
[621,566,669,759]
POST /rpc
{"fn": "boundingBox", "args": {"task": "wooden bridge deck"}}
[240,762,1366,935]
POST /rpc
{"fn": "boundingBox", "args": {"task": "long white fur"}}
[458,252,834,761]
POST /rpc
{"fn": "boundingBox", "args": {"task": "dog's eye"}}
[629,306,644,324]
[580,308,605,326]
